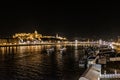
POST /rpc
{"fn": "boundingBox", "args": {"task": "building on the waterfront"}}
[41,34,67,42]
[117,36,120,42]
[0,38,19,44]
[0,30,67,44]
[12,30,67,43]
[13,30,42,42]
[0,38,7,44]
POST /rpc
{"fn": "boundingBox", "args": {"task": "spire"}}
[56,33,58,38]
[34,30,38,34]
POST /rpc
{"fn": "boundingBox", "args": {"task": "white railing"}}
[101,74,120,78]
[110,57,120,61]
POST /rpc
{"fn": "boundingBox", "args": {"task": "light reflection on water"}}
[0,45,85,80]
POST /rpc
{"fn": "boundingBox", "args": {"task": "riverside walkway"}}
[0,41,109,47]
[0,43,56,47]
[79,64,101,80]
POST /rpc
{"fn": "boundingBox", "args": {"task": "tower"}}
[34,30,38,38]
[118,36,120,42]
[34,30,38,34]
[56,34,58,38]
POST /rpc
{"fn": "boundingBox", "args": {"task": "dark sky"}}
[0,1,120,40]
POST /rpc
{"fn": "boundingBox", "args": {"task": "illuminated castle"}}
[13,30,67,43]
[13,30,42,41]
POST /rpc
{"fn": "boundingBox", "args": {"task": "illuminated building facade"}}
[13,30,42,43]
[12,30,67,43]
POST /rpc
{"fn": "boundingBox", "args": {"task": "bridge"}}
[66,40,112,47]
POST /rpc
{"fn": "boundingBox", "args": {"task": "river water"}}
[0,45,86,80]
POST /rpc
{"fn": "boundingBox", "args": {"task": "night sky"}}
[0,1,120,40]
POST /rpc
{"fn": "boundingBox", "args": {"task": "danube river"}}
[0,45,86,80]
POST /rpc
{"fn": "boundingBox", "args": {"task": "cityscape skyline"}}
[1,2,120,80]
[0,30,118,41]
[0,2,120,40]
